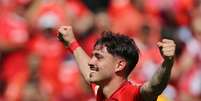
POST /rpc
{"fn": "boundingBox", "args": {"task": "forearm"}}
[146,57,174,95]
[73,47,91,83]
[57,26,92,83]
[141,58,174,101]
[141,39,175,101]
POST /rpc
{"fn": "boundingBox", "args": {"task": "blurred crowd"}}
[0,0,201,101]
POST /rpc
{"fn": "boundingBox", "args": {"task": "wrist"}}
[164,56,174,61]
[68,39,76,44]
[68,40,80,53]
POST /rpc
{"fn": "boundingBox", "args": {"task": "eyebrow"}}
[94,45,106,51]
[93,51,102,56]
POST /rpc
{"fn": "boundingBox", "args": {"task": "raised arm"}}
[140,39,176,101]
[57,26,91,83]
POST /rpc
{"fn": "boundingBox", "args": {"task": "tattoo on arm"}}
[140,57,174,101]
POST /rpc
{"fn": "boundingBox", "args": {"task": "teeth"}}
[90,66,99,71]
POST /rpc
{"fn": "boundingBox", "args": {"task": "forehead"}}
[93,45,109,54]
[93,45,122,60]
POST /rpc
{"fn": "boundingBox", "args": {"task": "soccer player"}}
[57,26,176,101]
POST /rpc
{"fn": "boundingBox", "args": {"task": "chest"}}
[95,84,142,101]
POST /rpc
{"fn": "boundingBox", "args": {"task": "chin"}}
[89,78,98,83]
[89,78,101,84]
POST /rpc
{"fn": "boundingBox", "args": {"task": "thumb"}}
[157,42,163,47]
[57,32,69,46]
[157,42,164,57]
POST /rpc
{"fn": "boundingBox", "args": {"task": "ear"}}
[115,59,127,72]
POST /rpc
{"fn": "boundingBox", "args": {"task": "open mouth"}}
[89,66,99,78]
[89,66,99,71]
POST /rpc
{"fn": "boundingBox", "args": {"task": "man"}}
[57,26,176,101]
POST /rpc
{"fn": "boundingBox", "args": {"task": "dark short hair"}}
[94,31,139,77]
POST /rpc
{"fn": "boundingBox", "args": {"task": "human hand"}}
[57,26,76,46]
[157,39,176,60]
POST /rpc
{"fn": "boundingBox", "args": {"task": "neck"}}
[100,76,126,98]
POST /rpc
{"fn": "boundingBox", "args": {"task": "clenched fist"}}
[157,39,176,60]
[57,26,76,46]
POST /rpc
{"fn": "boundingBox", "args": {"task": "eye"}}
[94,53,103,60]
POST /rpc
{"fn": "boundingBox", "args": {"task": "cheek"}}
[97,68,114,80]
[99,61,116,74]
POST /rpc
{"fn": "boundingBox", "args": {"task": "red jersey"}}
[92,81,143,101]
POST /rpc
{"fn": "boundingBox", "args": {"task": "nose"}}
[88,58,98,71]
[88,58,95,68]
[88,56,95,65]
